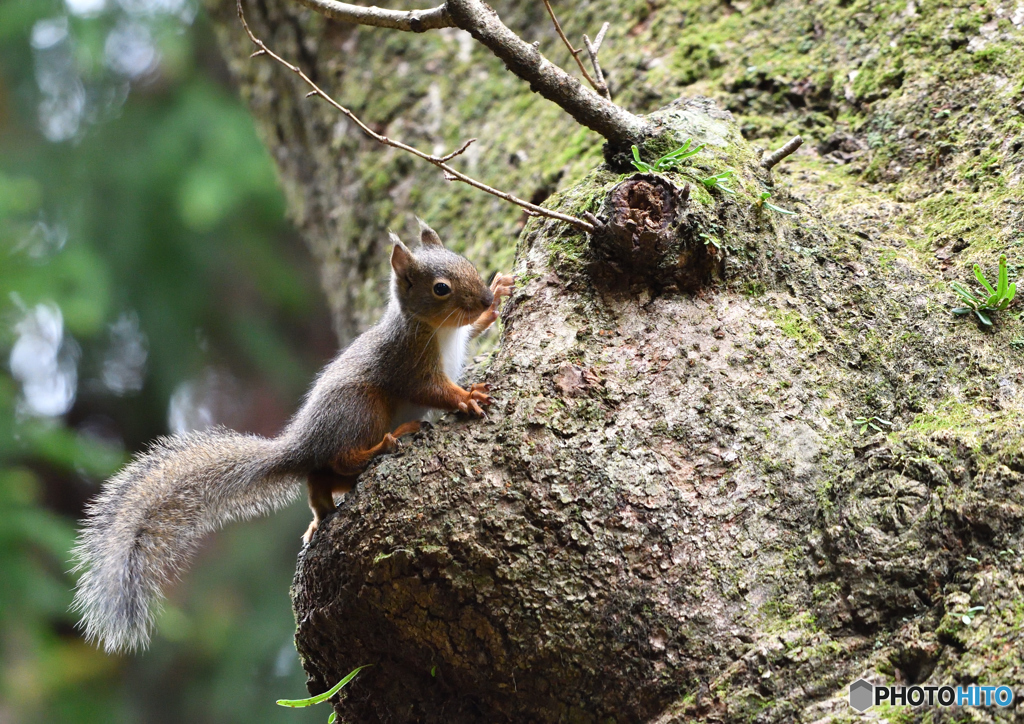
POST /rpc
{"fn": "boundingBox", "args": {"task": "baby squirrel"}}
[72,219,514,653]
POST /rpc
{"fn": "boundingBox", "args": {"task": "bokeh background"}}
[0,0,339,721]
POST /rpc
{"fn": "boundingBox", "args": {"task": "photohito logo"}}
[849,679,873,712]
[849,678,1015,711]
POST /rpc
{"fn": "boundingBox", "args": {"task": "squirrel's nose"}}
[481,289,494,308]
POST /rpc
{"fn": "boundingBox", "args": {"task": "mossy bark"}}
[206,0,1024,721]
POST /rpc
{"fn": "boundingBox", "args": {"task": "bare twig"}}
[238,0,594,232]
[542,0,599,92]
[761,135,804,170]
[582,22,611,99]
[436,138,476,163]
[292,0,452,31]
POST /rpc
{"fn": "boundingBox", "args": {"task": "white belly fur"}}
[392,325,472,426]
[436,325,471,382]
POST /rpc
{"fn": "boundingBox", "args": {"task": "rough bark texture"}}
[205,0,1024,721]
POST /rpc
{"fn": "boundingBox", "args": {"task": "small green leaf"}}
[997,254,1008,298]
[975,309,992,326]
[666,143,704,163]
[430,666,437,677]
[630,145,652,172]
[702,171,736,194]
[764,201,797,215]
[662,138,692,158]
[950,282,979,305]
[328,713,337,723]
[277,666,370,708]
[951,307,972,315]
[974,263,996,297]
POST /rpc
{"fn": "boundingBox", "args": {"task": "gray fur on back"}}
[71,428,299,652]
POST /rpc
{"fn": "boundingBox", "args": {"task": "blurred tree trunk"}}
[205,1,1024,721]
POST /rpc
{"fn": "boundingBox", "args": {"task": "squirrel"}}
[71,219,514,653]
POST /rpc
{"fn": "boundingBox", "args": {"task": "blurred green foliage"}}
[0,0,331,721]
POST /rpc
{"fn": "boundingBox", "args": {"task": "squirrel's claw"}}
[469,388,493,406]
[457,386,492,418]
[301,520,318,545]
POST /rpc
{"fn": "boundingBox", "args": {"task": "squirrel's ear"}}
[416,217,444,249]
[390,239,413,278]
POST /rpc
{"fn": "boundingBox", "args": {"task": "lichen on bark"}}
[204,0,1024,721]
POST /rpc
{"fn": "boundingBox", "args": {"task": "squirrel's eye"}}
[433,282,451,297]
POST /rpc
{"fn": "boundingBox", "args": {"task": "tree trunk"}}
[205,0,1024,721]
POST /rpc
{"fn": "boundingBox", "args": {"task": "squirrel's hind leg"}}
[303,469,355,544]
[304,422,424,543]
[330,420,423,476]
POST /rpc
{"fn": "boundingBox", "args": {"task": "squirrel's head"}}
[389,219,494,328]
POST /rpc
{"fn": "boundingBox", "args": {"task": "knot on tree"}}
[588,174,719,293]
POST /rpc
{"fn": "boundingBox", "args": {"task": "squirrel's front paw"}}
[490,274,514,304]
[458,383,493,417]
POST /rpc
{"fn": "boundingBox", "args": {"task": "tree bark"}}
[205,0,1024,721]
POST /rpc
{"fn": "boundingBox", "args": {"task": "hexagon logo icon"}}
[849,678,874,712]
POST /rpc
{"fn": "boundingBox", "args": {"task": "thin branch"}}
[437,138,476,162]
[592,21,609,51]
[291,0,452,31]
[237,0,594,232]
[582,22,611,99]
[541,0,599,92]
[761,135,804,170]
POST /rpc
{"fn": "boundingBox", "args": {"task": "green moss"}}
[873,703,927,724]
[811,581,841,606]
[905,400,979,435]
[742,280,767,297]
[771,310,823,349]
[878,249,898,270]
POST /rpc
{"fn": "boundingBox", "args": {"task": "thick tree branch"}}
[238,0,594,232]
[292,0,452,31]
[445,0,647,146]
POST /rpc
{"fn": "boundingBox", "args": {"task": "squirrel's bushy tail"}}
[71,427,301,652]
